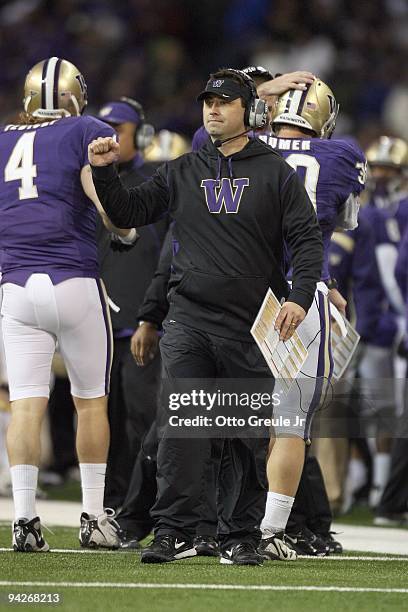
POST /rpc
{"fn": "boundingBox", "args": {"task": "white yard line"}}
[0,581,408,594]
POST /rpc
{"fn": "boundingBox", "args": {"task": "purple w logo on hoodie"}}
[200,178,249,213]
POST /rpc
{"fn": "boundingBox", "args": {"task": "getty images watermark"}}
[159,376,407,439]
[166,389,306,429]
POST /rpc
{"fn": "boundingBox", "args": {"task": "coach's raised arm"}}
[89,136,170,228]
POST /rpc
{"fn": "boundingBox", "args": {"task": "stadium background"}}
[0,0,408,147]
[0,1,408,610]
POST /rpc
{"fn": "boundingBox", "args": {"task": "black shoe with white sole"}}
[285,527,330,556]
[316,531,343,554]
[194,535,220,557]
[117,529,141,551]
[220,542,263,566]
[13,517,50,553]
[374,513,408,527]
[141,534,197,563]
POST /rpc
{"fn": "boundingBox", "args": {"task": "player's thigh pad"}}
[0,277,57,401]
[55,278,112,399]
[273,286,333,439]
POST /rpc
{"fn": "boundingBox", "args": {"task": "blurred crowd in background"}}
[1,0,408,145]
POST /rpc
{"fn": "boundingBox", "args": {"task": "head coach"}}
[89,68,323,566]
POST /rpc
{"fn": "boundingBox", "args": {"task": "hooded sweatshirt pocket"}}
[175,269,270,323]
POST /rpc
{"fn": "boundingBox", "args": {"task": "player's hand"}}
[328,288,347,317]
[131,323,159,366]
[275,301,306,342]
[257,72,315,97]
[88,137,120,167]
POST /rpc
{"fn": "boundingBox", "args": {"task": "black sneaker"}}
[194,535,219,557]
[141,534,197,563]
[285,527,330,556]
[259,532,297,561]
[220,542,263,566]
[317,531,343,554]
[13,517,50,553]
[117,529,141,551]
[374,513,408,527]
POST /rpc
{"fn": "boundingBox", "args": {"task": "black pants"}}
[117,416,219,539]
[104,337,161,509]
[376,387,408,516]
[48,376,76,474]
[376,439,408,516]
[151,320,271,552]
[116,419,158,538]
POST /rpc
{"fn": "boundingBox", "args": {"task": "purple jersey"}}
[329,217,397,347]
[396,225,408,300]
[0,116,114,286]
[362,197,408,248]
[192,126,209,152]
[259,135,366,280]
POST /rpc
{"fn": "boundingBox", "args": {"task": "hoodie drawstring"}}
[216,155,222,183]
[227,157,234,179]
[216,155,234,182]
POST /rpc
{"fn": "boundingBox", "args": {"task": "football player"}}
[257,78,367,557]
[362,137,408,317]
[354,137,408,507]
[0,57,135,552]
[329,213,398,513]
[373,224,408,526]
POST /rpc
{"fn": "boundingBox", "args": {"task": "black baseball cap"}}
[197,78,250,103]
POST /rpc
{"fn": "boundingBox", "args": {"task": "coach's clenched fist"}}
[88,137,120,167]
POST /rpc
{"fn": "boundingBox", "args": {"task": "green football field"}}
[0,524,407,612]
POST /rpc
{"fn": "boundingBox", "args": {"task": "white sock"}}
[261,491,295,538]
[80,463,106,517]
[373,453,391,489]
[10,464,38,521]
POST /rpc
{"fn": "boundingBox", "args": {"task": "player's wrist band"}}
[138,320,158,329]
[118,228,138,244]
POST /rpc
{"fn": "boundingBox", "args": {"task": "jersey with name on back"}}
[0,116,114,286]
[259,135,366,280]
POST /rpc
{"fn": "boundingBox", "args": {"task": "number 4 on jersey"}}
[4,132,38,200]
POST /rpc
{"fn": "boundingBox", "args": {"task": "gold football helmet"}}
[144,130,190,161]
[23,57,87,119]
[271,79,339,138]
[366,136,408,169]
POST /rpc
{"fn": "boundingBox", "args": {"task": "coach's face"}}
[203,96,246,141]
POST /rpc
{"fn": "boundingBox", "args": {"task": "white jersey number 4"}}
[4,132,38,200]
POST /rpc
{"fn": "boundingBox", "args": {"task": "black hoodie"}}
[92,138,323,340]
